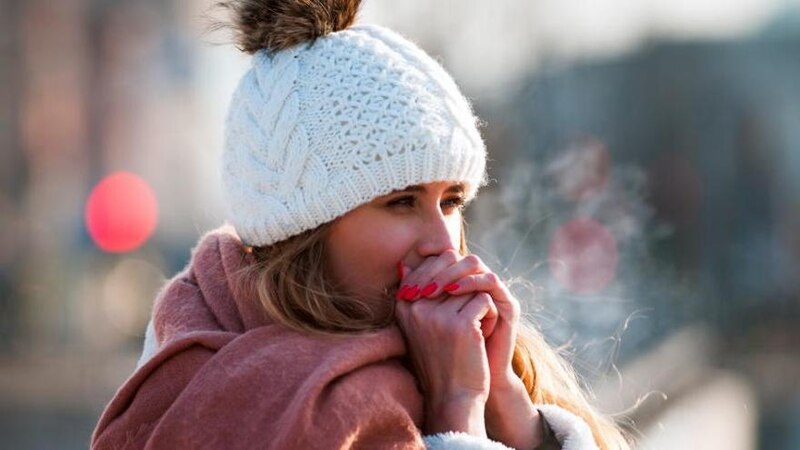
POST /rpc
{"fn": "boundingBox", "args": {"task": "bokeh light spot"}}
[549,217,619,294]
[85,171,158,253]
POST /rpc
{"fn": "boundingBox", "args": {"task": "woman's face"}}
[325,180,467,304]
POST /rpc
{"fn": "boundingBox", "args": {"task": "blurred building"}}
[1,0,223,447]
[473,17,800,449]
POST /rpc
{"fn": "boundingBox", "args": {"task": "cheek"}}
[327,220,412,291]
[355,227,410,281]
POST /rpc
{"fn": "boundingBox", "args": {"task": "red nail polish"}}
[420,282,437,297]
[443,283,459,292]
[403,285,420,300]
[396,285,409,300]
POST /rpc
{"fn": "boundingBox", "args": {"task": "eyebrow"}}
[388,183,466,195]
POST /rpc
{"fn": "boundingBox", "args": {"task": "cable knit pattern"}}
[223,24,487,246]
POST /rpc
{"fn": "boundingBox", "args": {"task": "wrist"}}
[487,370,526,405]
[485,375,544,450]
[486,374,530,419]
[426,394,487,438]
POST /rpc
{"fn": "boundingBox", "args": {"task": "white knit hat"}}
[221,1,488,247]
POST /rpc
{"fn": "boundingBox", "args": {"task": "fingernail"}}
[396,285,409,300]
[443,283,459,292]
[420,282,437,297]
[403,285,420,300]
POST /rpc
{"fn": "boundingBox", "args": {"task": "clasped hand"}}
[394,250,539,445]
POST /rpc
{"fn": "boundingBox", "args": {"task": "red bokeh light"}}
[85,171,158,253]
[548,217,618,294]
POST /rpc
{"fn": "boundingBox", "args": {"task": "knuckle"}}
[443,318,461,334]
[458,319,483,339]
[448,293,471,302]
[447,313,470,329]
[485,272,499,285]
[424,254,439,266]
[408,303,427,321]
[441,249,459,264]
[506,297,521,317]
[452,322,472,337]
[463,254,481,269]
[431,314,455,334]
[473,292,492,305]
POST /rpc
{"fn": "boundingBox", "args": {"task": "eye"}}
[386,195,466,211]
[387,196,415,208]
[442,196,467,211]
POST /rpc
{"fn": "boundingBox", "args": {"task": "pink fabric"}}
[92,225,425,449]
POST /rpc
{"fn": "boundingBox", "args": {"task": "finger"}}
[442,272,520,320]
[395,280,429,324]
[394,292,410,324]
[416,254,492,300]
[395,261,411,300]
[401,294,481,340]
[438,272,499,297]
[481,311,498,338]
[399,250,461,300]
[436,292,481,316]
[457,292,499,338]
[395,294,436,334]
[396,261,428,301]
[397,261,407,283]
[471,292,499,338]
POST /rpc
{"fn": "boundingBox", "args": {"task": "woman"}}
[92,0,631,448]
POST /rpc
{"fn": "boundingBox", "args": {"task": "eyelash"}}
[388,196,466,211]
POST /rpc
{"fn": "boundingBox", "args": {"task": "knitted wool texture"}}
[222,23,488,247]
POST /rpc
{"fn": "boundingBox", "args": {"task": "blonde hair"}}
[234,219,632,449]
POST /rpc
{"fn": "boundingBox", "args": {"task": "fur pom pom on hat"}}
[220,0,363,53]
[220,0,488,247]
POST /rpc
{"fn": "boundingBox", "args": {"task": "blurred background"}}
[1,0,798,448]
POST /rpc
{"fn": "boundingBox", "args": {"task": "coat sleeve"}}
[423,432,515,449]
[423,403,597,450]
[534,404,598,450]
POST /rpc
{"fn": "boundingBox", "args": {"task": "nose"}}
[416,209,460,259]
